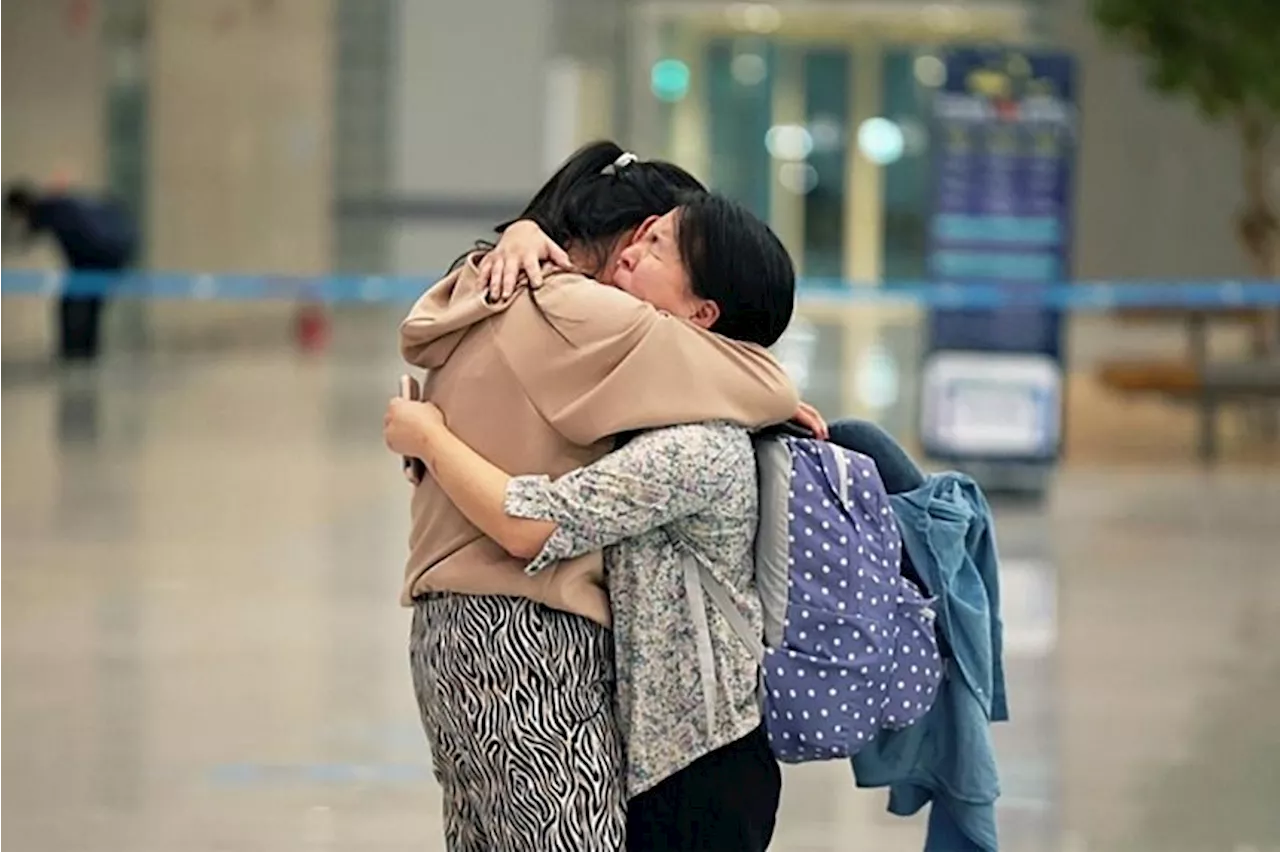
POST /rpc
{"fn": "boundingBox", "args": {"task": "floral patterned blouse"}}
[504,421,764,797]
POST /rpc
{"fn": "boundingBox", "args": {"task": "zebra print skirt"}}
[411,593,627,852]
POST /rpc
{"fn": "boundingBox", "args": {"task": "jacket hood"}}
[399,254,516,369]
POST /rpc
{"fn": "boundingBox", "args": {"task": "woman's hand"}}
[792,401,829,440]
[478,220,573,301]
[384,398,446,460]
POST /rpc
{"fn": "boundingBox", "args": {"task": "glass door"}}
[631,3,1035,424]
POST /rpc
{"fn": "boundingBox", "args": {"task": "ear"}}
[687,298,721,331]
[629,215,662,244]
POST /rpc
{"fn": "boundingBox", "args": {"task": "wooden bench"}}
[1098,361,1201,395]
[1098,306,1280,460]
[1098,359,1280,461]
[1113,307,1276,361]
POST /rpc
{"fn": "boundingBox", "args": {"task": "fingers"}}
[529,243,571,289]
[813,417,829,441]
[549,243,573,271]
[500,253,522,299]
[522,253,543,290]
[477,253,494,287]
[486,256,506,302]
[383,401,396,449]
[807,404,829,440]
[793,402,829,440]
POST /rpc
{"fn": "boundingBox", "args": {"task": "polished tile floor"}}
[4,350,1279,852]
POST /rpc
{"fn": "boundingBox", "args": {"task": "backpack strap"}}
[830,441,853,505]
[674,543,768,737]
[683,550,766,664]
[681,550,720,735]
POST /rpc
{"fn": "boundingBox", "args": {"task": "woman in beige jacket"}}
[389,192,805,852]
[386,142,806,852]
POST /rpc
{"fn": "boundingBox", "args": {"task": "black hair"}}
[676,193,796,348]
[4,183,36,216]
[484,140,707,278]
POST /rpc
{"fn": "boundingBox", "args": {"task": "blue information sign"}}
[921,48,1078,467]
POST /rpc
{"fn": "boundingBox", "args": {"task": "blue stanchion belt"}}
[3,269,1280,311]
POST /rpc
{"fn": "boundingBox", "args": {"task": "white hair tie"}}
[601,152,639,175]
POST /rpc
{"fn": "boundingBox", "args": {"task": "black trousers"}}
[626,725,781,852]
[58,294,105,361]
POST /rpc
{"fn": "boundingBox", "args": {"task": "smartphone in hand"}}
[399,375,427,485]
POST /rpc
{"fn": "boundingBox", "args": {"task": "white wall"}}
[1052,0,1246,281]
[390,0,553,274]
[1050,0,1256,365]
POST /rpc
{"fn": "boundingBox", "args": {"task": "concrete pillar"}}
[146,0,332,347]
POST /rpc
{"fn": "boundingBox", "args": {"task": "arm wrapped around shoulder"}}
[500,275,799,446]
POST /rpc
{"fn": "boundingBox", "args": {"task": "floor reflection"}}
[2,350,1278,852]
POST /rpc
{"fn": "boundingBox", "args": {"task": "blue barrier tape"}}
[4,269,1280,310]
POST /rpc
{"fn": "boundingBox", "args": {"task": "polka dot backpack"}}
[694,434,943,763]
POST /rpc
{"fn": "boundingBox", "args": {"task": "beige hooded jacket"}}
[398,255,798,625]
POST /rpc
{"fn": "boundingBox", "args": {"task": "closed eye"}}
[647,231,664,259]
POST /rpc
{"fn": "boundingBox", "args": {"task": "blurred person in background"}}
[3,181,137,363]
[384,142,812,851]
